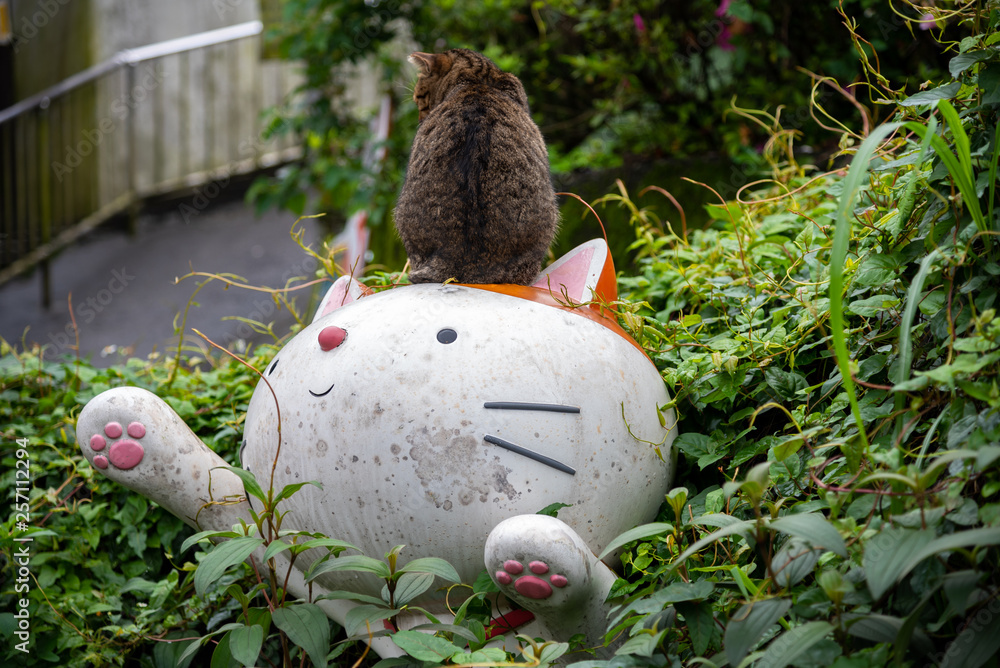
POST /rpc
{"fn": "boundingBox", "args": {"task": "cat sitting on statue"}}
[395,48,560,285]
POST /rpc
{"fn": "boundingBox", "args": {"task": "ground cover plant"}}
[2,1,1000,666]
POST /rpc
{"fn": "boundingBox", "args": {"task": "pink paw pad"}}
[88,421,146,470]
[494,559,569,600]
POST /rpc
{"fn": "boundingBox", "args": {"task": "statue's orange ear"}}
[407,52,437,74]
[532,239,617,305]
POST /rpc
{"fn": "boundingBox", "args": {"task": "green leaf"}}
[848,294,900,317]
[669,578,719,602]
[853,254,899,286]
[390,629,463,662]
[181,529,237,554]
[345,604,398,638]
[211,631,237,668]
[272,480,323,505]
[598,522,674,559]
[306,554,392,582]
[225,584,250,609]
[614,629,667,657]
[525,639,569,664]
[758,621,833,668]
[903,527,1000,576]
[940,607,1000,668]
[673,432,726,469]
[218,466,267,504]
[764,368,808,401]
[407,623,481,645]
[272,603,330,668]
[943,570,982,615]
[154,635,199,668]
[863,527,935,600]
[675,600,715,656]
[315,589,389,607]
[537,502,573,517]
[262,539,293,562]
[229,624,264,667]
[768,513,847,557]
[667,520,756,575]
[844,612,929,652]
[176,636,209,666]
[725,598,792,667]
[194,537,263,597]
[771,537,822,588]
[298,537,361,554]
[392,572,435,606]
[395,557,461,583]
[949,50,995,77]
[451,648,509,664]
[899,82,962,106]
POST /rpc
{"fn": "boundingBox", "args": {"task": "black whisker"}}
[484,402,580,414]
[484,435,576,475]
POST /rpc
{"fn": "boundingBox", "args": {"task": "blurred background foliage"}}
[247,0,956,270]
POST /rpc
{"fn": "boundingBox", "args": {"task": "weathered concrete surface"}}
[0,194,326,366]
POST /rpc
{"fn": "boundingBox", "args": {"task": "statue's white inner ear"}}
[313,276,363,323]
[532,239,611,303]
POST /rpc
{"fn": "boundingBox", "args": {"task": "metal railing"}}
[0,20,301,303]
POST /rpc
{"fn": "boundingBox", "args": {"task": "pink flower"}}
[716,0,732,18]
[918,13,936,30]
[633,13,646,34]
[716,26,735,51]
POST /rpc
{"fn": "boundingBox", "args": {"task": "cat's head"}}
[408,48,528,121]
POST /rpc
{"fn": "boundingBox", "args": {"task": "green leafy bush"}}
[248,0,952,245]
[604,5,1000,666]
[0,346,274,666]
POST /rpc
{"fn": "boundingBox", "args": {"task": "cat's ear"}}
[408,52,436,74]
[313,276,365,323]
[532,239,618,304]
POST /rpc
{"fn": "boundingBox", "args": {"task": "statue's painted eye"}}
[437,328,458,344]
[318,326,347,351]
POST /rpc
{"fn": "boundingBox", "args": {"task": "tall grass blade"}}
[893,248,941,443]
[892,111,939,443]
[989,120,999,231]
[830,122,904,464]
[902,101,989,248]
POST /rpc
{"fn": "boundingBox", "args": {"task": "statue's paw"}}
[76,387,179,478]
[77,386,247,530]
[494,558,570,600]
[486,515,621,650]
[485,515,603,611]
[85,420,147,471]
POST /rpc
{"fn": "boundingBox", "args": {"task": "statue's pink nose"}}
[318,325,347,351]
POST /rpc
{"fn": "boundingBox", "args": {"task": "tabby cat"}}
[394,49,559,285]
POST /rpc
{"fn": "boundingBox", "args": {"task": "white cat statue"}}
[76,239,676,658]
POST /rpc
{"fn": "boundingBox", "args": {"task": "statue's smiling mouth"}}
[309,383,335,398]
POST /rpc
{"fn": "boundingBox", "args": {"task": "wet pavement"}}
[0,190,327,366]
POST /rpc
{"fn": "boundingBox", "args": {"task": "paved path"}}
[0,194,326,366]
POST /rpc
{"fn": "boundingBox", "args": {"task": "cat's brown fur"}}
[394,49,559,285]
